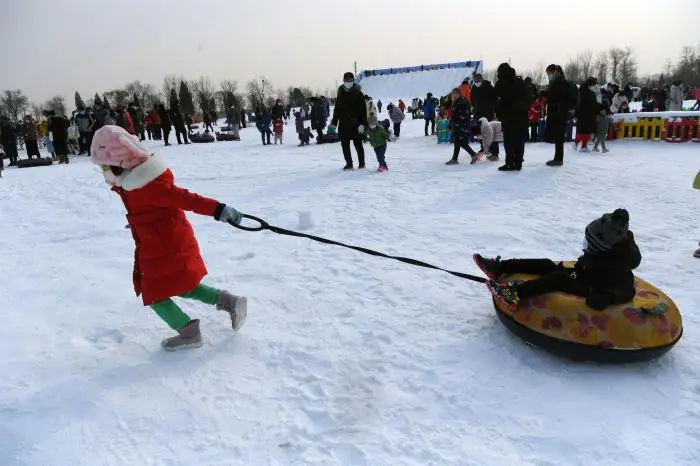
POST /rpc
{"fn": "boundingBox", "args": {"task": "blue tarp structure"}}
[356,61,484,83]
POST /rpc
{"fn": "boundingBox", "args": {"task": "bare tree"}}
[191,76,216,114]
[619,47,638,85]
[30,103,43,121]
[45,95,67,116]
[1,89,30,121]
[220,79,244,108]
[247,77,273,110]
[124,81,158,108]
[162,75,183,103]
[103,89,129,107]
[563,56,583,84]
[608,47,626,83]
[482,68,497,84]
[520,62,547,86]
[594,51,609,83]
[578,50,594,80]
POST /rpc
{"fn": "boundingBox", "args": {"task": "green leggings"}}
[150,283,221,330]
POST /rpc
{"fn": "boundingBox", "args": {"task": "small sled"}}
[17,157,53,168]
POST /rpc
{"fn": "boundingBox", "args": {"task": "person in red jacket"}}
[90,125,247,351]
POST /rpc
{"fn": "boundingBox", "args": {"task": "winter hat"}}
[585,208,630,253]
[368,113,378,128]
[343,71,355,81]
[90,124,151,169]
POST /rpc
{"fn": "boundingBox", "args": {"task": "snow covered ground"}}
[1,118,699,466]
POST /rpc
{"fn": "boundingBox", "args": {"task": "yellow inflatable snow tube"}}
[494,261,682,363]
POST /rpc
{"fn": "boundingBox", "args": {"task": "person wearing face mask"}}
[330,72,368,170]
[470,73,496,121]
[544,64,577,166]
[572,77,599,153]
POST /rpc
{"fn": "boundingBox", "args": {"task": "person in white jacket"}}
[610,92,629,113]
[472,117,502,161]
[668,81,684,111]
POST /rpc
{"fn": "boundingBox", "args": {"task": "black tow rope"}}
[230,214,487,284]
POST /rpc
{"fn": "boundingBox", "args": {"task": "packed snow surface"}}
[358,65,479,103]
[1,118,699,466]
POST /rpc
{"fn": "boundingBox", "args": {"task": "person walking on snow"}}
[90,125,248,350]
[445,88,479,165]
[572,77,599,152]
[367,113,389,172]
[377,100,383,113]
[423,93,437,136]
[387,103,405,138]
[225,105,241,140]
[330,71,368,170]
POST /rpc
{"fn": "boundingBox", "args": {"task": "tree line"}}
[0,74,333,123]
[484,44,698,89]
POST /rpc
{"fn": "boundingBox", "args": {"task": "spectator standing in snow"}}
[423,93,437,136]
[75,107,95,154]
[170,106,189,145]
[22,115,41,159]
[377,100,383,113]
[572,77,599,152]
[528,91,546,142]
[445,88,479,165]
[330,71,368,170]
[610,91,629,113]
[255,107,272,145]
[273,118,284,144]
[129,103,145,141]
[0,116,19,166]
[295,111,312,146]
[494,62,532,171]
[158,104,172,146]
[225,105,241,140]
[309,97,327,143]
[116,105,135,135]
[387,103,405,138]
[544,64,576,166]
[668,80,684,111]
[398,100,406,113]
[271,99,286,122]
[47,110,70,164]
[471,73,496,121]
[203,111,214,133]
[592,105,611,153]
[149,105,162,140]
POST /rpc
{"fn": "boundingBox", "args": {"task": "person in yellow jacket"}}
[695,170,700,258]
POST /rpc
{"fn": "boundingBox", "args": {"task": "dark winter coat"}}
[0,119,17,147]
[331,84,368,138]
[544,75,575,143]
[226,107,240,126]
[111,153,221,306]
[494,65,531,126]
[310,101,327,130]
[470,80,496,120]
[158,106,171,129]
[170,109,185,127]
[576,84,598,134]
[256,111,271,132]
[75,110,94,133]
[94,108,116,129]
[423,96,437,119]
[271,104,285,121]
[574,231,641,308]
[129,107,144,133]
[450,96,472,140]
[48,116,69,155]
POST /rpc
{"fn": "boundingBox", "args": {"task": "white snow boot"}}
[161,319,203,351]
[217,291,248,331]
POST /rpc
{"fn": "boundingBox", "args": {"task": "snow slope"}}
[358,65,479,104]
[1,121,699,466]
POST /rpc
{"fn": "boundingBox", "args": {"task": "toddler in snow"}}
[475,209,641,312]
[366,113,389,172]
[90,125,248,351]
[471,117,502,161]
[273,118,284,145]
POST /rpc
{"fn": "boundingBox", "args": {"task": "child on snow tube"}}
[475,209,641,312]
[90,125,248,351]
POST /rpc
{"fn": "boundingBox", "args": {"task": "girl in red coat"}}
[90,125,247,351]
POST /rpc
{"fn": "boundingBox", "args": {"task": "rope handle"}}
[228,214,486,284]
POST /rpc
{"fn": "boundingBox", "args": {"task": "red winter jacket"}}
[112,153,221,305]
[528,96,546,122]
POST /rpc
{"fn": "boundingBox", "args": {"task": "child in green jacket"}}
[366,113,388,172]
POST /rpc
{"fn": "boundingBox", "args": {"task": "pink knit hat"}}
[90,125,151,169]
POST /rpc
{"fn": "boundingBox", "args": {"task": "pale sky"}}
[2,0,698,107]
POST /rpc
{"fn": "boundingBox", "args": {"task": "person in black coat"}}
[494,63,531,171]
[47,111,70,164]
[169,107,189,145]
[330,72,368,170]
[0,116,19,166]
[471,73,496,121]
[476,208,641,312]
[158,104,172,146]
[544,64,577,166]
[309,97,327,142]
[574,77,599,151]
[271,100,286,121]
